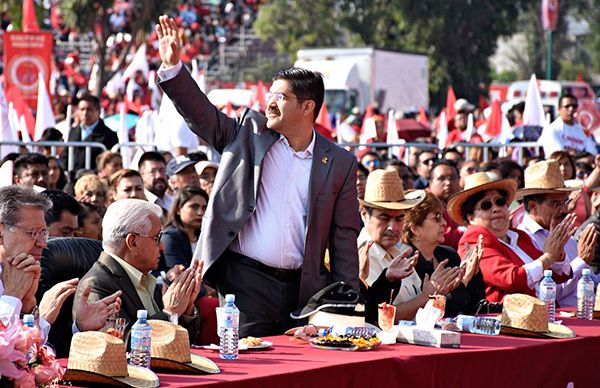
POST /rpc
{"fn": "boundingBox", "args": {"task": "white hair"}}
[102,198,163,251]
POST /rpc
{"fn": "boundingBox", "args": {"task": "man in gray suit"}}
[156,16,360,336]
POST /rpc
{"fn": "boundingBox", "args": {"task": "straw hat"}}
[63,332,159,388]
[359,169,425,210]
[515,159,582,199]
[446,172,517,225]
[499,294,574,339]
[148,320,220,374]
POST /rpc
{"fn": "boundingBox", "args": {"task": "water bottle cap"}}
[583,268,592,276]
[23,314,35,324]
[225,294,235,303]
[543,270,552,277]
[137,309,148,319]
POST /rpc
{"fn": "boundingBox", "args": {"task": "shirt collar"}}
[503,229,520,247]
[81,120,100,132]
[106,251,149,289]
[279,129,316,159]
[521,214,547,235]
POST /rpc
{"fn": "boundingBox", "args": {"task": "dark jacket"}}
[162,226,194,268]
[67,119,119,173]
[73,252,201,344]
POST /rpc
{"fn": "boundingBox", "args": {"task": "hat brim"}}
[63,365,159,388]
[172,161,197,175]
[515,179,583,199]
[359,190,426,210]
[151,354,220,374]
[500,322,575,339]
[447,178,517,225]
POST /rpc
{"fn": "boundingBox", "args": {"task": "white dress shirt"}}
[499,229,544,290]
[518,214,598,307]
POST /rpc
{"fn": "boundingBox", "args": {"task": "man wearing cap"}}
[517,160,599,307]
[156,16,360,337]
[539,94,597,157]
[357,170,425,322]
[138,151,173,212]
[167,155,200,192]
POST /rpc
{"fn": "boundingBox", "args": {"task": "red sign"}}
[541,0,559,31]
[3,32,53,110]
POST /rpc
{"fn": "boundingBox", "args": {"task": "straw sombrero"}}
[499,294,575,339]
[148,320,220,374]
[515,159,582,199]
[446,172,517,225]
[63,332,159,387]
[359,169,425,210]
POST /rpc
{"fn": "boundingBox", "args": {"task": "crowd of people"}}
[1,15,600,371]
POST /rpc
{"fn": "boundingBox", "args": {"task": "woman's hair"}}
[165,186,209,234]
[402,192,442,244]
[77,202,101,228]
[498,160,525,189]
[74,174,106,199]
[460,189,509,225]
[95,151,122,172]
[48,156,68,190]
[549,151,576,179]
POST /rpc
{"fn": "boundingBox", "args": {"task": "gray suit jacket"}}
[159,68,360,305]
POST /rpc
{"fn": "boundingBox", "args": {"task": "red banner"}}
[3,32,53,110]
[541,0,559,31]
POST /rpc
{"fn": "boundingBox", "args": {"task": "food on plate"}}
[240,336,263,347]
[312,333,381,350]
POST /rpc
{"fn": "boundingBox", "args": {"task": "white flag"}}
[437,111,448,150]
[122,43,149,81]
[34,72,56,141]
[385,110,402,159]
[523,74,547,126]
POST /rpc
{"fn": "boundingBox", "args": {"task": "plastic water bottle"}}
[577,269,595,320]
[539,270,556,323]
[130,310,151,368]
[22,314,35,328]
[220,294,239,360]
[456,315,501,335]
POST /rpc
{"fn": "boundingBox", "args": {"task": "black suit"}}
[73,252,201,344]
[67,119,119,172]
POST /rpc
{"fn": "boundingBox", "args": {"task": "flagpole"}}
[546,30,552,79]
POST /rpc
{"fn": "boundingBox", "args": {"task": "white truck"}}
[294,47,429,114]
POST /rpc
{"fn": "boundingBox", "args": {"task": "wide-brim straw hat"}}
[63,332,159,388]
[499,294,575,339]
[148,320,220,374]
[447,172,517,225]
[359,169,425,210]
[515,159,582,199]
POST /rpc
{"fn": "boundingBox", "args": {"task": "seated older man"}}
[516,159,598,307]
[358,170,459,323]
[0,186,120,338]
[74,199,203,343]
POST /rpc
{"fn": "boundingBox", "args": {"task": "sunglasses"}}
[477,197,507,211]
[420,157,437,166]
[363,159,381,168]
[561,104,578,110]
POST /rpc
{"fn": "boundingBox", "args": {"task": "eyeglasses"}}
[265,91,307,102]
[6,224,49,242]
[131,231,163,245]
[141,168,167,176]
[420,157,437,166]
[477,197,507,211]
[425,212,443,222]
[561,104,578,110]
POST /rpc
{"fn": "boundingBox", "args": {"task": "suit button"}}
[228,231,235,237]
[247,205,255,213]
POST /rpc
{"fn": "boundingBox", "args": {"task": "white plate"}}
[202,341,273,351]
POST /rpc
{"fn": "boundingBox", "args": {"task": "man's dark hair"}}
[429,159,459,180]
[13,153,49,177]
[558,93,577,108]
[188,151,208,162]
[41,189,82,225]
[78,202,100,228]
[77,93,101,111]
[523,194,547,213]
[138,151,166,170]
[357,162,369,176]
[39,127,64,142]
[272,67,324,122]
[384,159,407,169]
[442,147,462,159]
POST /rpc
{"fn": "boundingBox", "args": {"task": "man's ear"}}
[124,233,137,251]
[360,207,369,224]
[303,100,316,118]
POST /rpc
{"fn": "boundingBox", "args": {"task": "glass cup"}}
[105,317,127,340]
[378,304,397,332]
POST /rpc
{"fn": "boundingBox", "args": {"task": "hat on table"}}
[63,331,159,387]
[359,169,425,210]
[148,320,220,374]
[500,294,575,339]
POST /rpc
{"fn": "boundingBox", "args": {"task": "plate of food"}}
[201,337,273,351]
[309,333,381,351]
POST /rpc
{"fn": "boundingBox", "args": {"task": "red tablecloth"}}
[61,316,600,388]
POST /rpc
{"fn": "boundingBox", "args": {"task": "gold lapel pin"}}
[322,156,328,164]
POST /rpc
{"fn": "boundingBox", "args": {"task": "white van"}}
[505,80,595,120]
[206,89,254,108]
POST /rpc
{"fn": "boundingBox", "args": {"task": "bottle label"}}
[577,282,594,297]
[539,285,555,300]
[223,311,239,329]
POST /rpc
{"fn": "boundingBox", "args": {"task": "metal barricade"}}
[111,142,159,168]
[0,141,107,171]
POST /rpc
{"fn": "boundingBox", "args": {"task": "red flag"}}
[22,0,40,32]
[225,101,233,117]
[483,100,503,137]
[418,106,429,127]
[445,86,457,121]
[316,102,332,131]
[5,86,36,139]
[50,0,61,29]
[541,0,559,31]
[254,80,267,110]
[576,72,584,83]
[360,104,374,135]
